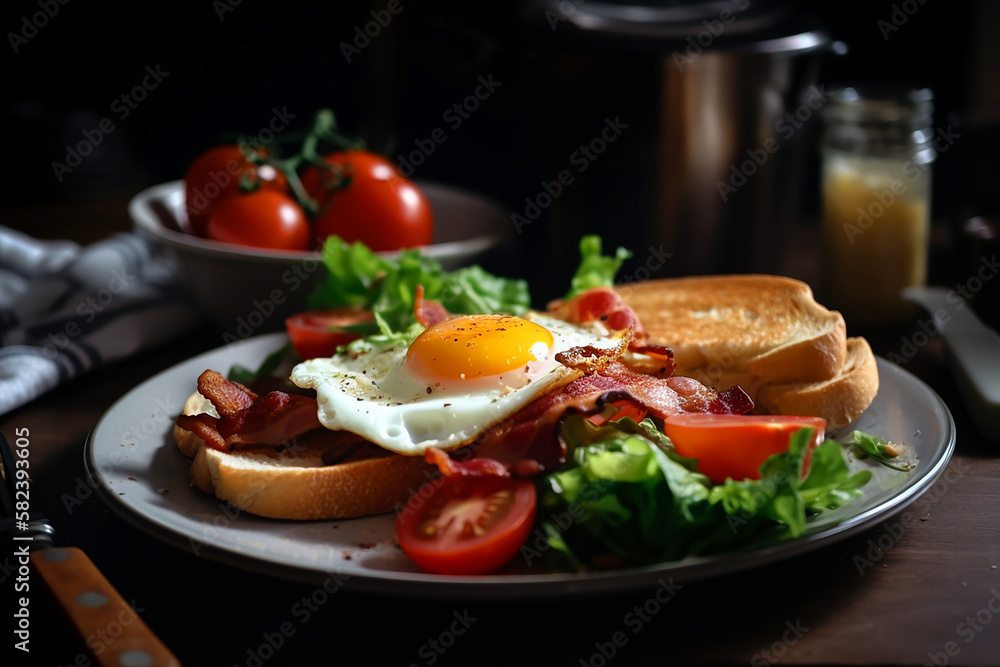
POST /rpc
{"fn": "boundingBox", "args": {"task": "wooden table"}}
[3,195,999,667]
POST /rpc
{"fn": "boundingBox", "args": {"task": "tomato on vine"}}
[206,189,311,251]
[182,109,435,253]
[304,150,434,252]
[184,145,287,237]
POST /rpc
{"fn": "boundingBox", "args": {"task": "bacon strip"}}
[624,342,676,377]
[179,370,323,452]
[198,369,255,417]
[424,445,545,480]
[413,284,451,328]
[556,327,633,373]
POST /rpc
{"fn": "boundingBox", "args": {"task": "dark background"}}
[3,0,998,305]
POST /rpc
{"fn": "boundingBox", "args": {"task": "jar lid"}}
[821,83,936,161]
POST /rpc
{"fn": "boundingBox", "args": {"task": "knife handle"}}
[31,547,181,667]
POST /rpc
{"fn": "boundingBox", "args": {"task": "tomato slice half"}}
[660,413,826,484]
[395,476,537,575]
[284,307,375,360]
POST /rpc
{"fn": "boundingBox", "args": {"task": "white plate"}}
[86,333,956,598]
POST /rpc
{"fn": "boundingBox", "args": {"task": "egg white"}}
[289,312,614,455]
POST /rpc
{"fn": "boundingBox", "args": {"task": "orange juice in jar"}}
[820,85,935,327]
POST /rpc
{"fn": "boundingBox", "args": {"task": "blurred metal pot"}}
[516,0,843,285]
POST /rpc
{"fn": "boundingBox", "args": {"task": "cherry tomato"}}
[184,145,286,237]
[206,189,311,251]
[659,414,826,484]
[304,150,434,252]
[396,476,537,575]
[285,308,375,360]
[300,150,398,207]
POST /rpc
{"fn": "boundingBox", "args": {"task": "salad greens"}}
[528,416,874,571]
[308,235,531,343]
[564,235,632,300]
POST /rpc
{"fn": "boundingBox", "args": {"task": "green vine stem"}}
[240,108,367,220]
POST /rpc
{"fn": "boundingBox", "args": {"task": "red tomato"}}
[304,150,434,252]
[562,287,645,335]
[206,190,311,251]
[285,308,375,359]
[396,476,537,575]
[659,414,826,484]
[184,145,287,237]
[587,398,649,426]
[300,150,398,207]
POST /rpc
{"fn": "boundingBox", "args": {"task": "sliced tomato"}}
[285,307,375,360]
[395,476,537,575]
[659,413,826,484]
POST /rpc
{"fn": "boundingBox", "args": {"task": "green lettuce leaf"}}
[307,236,530,339]
[564,235,632,299]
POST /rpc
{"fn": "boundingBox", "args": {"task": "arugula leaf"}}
[849,430,917,472]
[564,235,632,299]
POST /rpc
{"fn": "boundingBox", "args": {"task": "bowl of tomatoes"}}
[131,134,511,336]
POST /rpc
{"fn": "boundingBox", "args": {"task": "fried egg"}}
[290,312,616,455]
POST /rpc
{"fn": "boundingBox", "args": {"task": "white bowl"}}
[130,179,511,336]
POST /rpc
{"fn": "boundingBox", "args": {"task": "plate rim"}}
[84,333,957,598]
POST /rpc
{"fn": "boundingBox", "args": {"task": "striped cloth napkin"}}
[0,226,204,415]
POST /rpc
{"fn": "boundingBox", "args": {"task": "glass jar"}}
[820,85,936,327]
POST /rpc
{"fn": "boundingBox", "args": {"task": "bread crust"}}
[756,337,880,431]
[615,275,877,429]
[176,392,437,520]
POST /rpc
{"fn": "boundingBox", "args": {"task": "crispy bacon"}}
[424,446,544,480]
[413,284,451,328]
[624,342,676,377]
[548,287,679,376]
[175,412,227,450]
[180,369,323,451]
[556,327,633,373]
[470,361,752,470]
[198,369,255,417]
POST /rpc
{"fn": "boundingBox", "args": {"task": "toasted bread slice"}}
[615,275,847,387]
[176,392,436,520]
[615,275,876,429]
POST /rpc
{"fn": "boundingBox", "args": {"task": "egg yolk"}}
[406,315,554,382]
